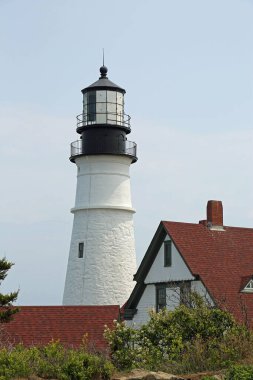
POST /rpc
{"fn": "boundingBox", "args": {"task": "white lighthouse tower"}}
[63,65,137,306]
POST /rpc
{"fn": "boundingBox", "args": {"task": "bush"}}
[0,345,31,379]
[225,364,253,380]
[0,341,114,380]
[105,293,251,373]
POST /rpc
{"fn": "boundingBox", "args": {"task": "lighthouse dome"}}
[81,66,125,94]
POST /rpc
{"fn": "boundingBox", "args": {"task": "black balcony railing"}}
[70,139,137,162]
[76,111,131,130]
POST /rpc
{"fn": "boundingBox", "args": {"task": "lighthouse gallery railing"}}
[70,139,137,159]
[76,111,131,130]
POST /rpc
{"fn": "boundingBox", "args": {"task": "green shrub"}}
[0,341,114,380]
[225,364,253,380]
[63,350,113,380]
[105,293,251,373]
[0,345,32,379]
[104,322,139,370]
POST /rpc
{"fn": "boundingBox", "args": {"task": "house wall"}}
[128,234,215,326]
[130,279,214,326]
[192,280,214,306]
[145,235,195,284]
[127,284,156,327]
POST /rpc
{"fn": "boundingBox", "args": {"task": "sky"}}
[0,0,253,305]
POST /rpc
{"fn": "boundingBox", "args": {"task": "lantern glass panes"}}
[107,90,116,103]
[83,90,125,126]
[117,92,124,125]
[97,90,106,103]
[96,90,106,124]
[87,91,96,122]
[107,91,117,124]
[83,93,87,123]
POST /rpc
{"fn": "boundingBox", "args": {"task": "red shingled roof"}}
[2,306,119,350]
[163,221,253,325]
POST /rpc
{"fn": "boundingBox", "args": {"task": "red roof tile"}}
[2,306,119,350]
[163,221,253,325]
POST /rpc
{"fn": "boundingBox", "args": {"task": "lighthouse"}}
[63,65,137,306]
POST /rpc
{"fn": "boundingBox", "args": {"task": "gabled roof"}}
[125,221,253,325]
[2,306,119,350]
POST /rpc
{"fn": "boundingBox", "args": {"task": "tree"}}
[0,257,19,322]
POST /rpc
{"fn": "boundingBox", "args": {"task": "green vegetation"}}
[0,258,19,322]
[105,293,253,375]
[0,341,114,380]
[1,290,253,379]
[225,365,253,380]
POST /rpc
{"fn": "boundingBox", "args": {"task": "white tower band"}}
[63,66,137,306]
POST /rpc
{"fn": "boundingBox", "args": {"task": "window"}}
[78,242,84,258]
[156,286,166,312]
[164,241,172,267]
[242,279,253,293]
[180,282,191,306]
[156,282,191,312]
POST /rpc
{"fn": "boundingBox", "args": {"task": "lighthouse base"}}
[63,208,136,306]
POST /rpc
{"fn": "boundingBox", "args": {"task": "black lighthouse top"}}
[70,66,137,164]
[81,66,126,94]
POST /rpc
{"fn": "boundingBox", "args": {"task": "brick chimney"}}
[207,200,223,226]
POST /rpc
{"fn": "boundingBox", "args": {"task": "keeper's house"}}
[124,200,253,327]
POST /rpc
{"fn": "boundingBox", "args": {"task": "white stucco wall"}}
[73,155,134,212]
[63,155,136,306]
[145,235,195,284]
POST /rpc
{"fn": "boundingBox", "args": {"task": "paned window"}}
[78,242,84,258]
[156,286,166,311]
[180,282,191,306]
[164,241,172,267]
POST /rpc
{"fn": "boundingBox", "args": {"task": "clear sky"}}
[0,0,252,305]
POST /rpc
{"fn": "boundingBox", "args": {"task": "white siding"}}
[191,280,214,306]
[128,285,156,326]
[128,280,214,326]
[145,235,194,284]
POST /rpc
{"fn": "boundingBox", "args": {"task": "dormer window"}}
[242,279,253,293]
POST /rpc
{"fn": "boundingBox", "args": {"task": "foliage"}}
[105,292,251,373]
[225,365,253,380]
[159,326,253,374]
[0,258,19,323]
[0,340,114,380]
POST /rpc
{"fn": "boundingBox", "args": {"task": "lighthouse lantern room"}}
[63,66,137,306]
